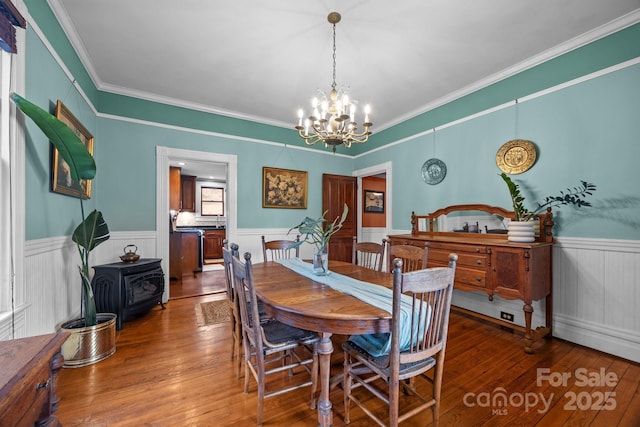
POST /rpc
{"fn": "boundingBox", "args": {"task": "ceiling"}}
[50,1,639,135]
[171,159,227,182]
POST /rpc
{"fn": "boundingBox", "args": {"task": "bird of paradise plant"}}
[12,93,110,326]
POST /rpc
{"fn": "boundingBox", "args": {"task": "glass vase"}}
[312,245,329,276]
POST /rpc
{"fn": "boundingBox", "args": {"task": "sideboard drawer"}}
[454,267,488,290]
[429,248,487,269]
[428,241,487,255]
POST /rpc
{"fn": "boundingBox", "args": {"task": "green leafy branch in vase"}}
[500,172,597,222]
[288,204,349,252]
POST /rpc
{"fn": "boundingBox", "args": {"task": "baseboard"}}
[553,313,640,363]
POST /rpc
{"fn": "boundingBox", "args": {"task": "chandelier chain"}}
[294,11,372,153]
[332,22,337,91]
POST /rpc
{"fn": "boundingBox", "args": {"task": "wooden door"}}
[322,174,357,262]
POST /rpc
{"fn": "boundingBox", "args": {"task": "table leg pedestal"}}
[317,332,333,427]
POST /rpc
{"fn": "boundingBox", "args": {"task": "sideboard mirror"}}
[411,204,553,242]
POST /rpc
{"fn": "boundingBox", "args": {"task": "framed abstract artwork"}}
[51,100,94,199]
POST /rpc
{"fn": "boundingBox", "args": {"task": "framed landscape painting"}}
[51,100,94,199]
[262,167,307,209]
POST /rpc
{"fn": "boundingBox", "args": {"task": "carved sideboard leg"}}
[522,303,552,353]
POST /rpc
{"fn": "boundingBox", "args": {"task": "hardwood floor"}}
[56,271,640,426]
[169,268,226,299]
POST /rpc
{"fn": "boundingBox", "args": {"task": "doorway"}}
[354,161,392,270]
[156,147,238,301]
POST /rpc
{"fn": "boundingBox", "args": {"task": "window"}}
[201,187,224,216]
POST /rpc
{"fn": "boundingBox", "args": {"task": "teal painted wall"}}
[355,63,640,239]
[24,27,98,240]
[95,117,354,231]
[22,2,640,240]
[356,23,640,155]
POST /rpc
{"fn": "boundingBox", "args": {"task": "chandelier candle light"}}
[295,12,372,152]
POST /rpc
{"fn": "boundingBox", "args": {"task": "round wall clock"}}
[421,158,446,185]
[496,139,537,174]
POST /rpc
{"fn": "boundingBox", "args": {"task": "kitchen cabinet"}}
[169,166,181,211]
[203,229,226,259]
[180,231,201,276]
[388,204,554,354]
[180,175,196,212]
[169,231,182,280]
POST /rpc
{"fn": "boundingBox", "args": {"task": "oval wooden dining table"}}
[251,260,393,427]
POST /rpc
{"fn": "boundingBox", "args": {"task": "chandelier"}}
[295,12,372,153]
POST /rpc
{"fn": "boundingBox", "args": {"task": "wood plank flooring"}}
[56,270,640,426]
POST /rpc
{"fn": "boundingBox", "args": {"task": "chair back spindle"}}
[388,242,429,273]
[261,235,301,262]
[352,237,387,272]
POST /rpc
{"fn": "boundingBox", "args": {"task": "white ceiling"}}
[171,159,227,182]
[50,1,639,134]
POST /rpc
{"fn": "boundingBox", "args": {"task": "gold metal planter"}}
[60,313,117,368]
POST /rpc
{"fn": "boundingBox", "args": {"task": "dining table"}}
[251,259,393,427]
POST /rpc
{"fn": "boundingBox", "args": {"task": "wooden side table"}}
[0,332,68,426]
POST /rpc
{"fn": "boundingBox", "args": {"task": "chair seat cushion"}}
[343,339,435,377]
[262,320,317,346]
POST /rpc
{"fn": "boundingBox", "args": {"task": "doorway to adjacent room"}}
[156,147,238,301]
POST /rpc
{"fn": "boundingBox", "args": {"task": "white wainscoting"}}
[552,237,640,363]
[444,236,640,363]
[7,230,640,363]
[6,231,158,339]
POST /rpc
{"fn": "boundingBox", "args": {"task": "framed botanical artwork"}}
[52,100,94,199]
[364,190,384,213]
[262,167,308,209]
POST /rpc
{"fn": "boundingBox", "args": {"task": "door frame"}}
[353,160,392,245]
[156,146,237,301]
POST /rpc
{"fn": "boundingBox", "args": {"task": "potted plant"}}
[12,93,115,367]
[288,204,348,275]
[499,172,596,242]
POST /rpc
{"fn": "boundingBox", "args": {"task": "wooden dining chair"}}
[352,236,387,272]
[222,240,242,377]
[388,242,429,273]
[261,235,301,262]
[342,254,458,427]
[232,251,319,426]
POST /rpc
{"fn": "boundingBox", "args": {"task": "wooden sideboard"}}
[0,332,68,426]
[388,204,554,353]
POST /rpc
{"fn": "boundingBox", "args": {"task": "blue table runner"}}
[275,258,429,357]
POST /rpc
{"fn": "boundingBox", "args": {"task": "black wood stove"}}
[91,258,165,330]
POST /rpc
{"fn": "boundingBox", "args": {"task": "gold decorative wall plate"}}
[496,139,537,174]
